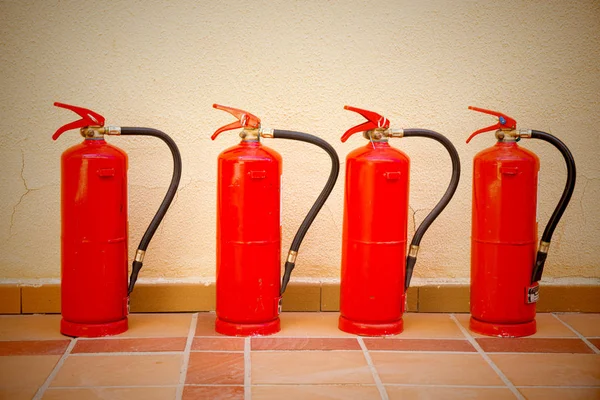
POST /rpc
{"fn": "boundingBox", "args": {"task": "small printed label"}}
[527,285,540,304]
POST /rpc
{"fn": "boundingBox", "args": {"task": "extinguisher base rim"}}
[338,315,403,336]
[215,316,280,337]
[469,316,536,338]
[60,317,128,338]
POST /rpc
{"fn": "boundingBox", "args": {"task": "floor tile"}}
[51,354,182,387]
[455,313,577,338]
[476,337,593,353]
[185,352,244,384]
[42,387,177,400]
[252,384,381,399]
[0,340,70,356]
[252,337,361,351]
[400,314,466,338]
[118,313,192,338]
[192,337,245,351]
[72,337,186,353]
[276,313,355,337]
[556,313,600,337]
[370,352,503,385]
[195,312,220,337]
[0,315,64,340]
[183,385,244,400]
[0,387,39,400]
[386,386,515,399]
[517,387,600,399]
[0,355,60,388]
[490,353,600,386]
[363,338,475,352]
[252,351,373,384]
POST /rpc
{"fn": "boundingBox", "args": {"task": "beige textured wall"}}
[1,0,598,283]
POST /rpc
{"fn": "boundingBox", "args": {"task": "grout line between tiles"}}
[551,313,600,354]
[245,337,251,400]
[450,314,524,400]
[32,338,77,400]
[357,337,389,400]
[176,312,198,400]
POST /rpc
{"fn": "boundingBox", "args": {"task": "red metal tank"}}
[339,141,410,335]
[213,105,282,336]
[338,106,460,336]
[468,106,540,337]
[470,141,540,336]
[59,136,129,337]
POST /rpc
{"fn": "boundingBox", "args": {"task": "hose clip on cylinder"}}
[538,240,550,254]
[286,250,298,264]
[408,244,420,258]
[134,249,146,263]
[260,127,274,138]
[105,126,122,136]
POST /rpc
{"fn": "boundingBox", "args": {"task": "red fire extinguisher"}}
[339,106,461,336]
[211,104,339,336]
[53,102,182,337]
[467,106,576,337]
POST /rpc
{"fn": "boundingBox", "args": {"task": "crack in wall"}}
[324,203,340,235]
[9,150,35,237]
[409,205,429,234]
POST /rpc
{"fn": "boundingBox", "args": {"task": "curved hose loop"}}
[120,127,183,294]
[271,130,340,295]
[530,130,576,283]
[402,129,461,291]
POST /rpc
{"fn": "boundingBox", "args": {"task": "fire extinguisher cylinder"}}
[212,104,340,336]
[339,106,460,336]
[53,103,182,337]
[467,106,577,337]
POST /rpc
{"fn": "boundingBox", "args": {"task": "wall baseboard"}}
[1,281,598,314]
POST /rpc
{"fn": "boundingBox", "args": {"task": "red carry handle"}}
[52,102,106,140]
[466,106,517,143]
[341,105,390,142]
[211,104,261,140]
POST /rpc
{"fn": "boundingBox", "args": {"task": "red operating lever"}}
[341,106,390,143]
[53,102,106,141]
[466,106,517,143]
[211,104,261,140]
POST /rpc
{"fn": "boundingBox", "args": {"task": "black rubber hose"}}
[530,130,576,283]
[120,127,182,294]
[402,129,461,291]
[272,130,340,295]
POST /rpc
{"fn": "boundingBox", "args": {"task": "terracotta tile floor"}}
[0,313,598,400]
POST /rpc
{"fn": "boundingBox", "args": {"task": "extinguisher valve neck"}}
[239,129,261,141]
[80,126,106,139]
